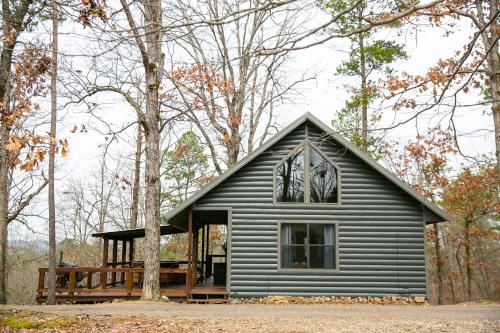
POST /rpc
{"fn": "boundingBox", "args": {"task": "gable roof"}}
[164,112,452,224]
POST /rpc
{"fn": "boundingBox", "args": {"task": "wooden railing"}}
[37,267,189,298]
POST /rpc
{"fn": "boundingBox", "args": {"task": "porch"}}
[36,208,229,304]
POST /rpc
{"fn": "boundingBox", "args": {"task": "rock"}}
[414,296,426,303]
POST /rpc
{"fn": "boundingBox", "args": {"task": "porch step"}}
[187,285,229,304]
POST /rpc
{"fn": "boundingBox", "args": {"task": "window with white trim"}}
[280,222,337,269]
[275,144,339,204]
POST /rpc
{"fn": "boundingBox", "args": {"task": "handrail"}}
[38,267,188,273]
[37,266,190,298]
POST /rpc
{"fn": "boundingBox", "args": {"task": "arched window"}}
[275,143,339,204]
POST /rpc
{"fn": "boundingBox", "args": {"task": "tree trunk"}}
[477,0,500,184]
[454,244,466,302]
[141,0,163,300]
[464,220,473,301]
[130,123,142,229]
[490,69,500,184]
[433,224,444,304]
[0,124,9,304]
[0,0,34,304]
[226,136,240,168]
[46,0,58,305]
[358,5,368,153]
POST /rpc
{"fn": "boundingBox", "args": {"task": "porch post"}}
[112,239,118,286]
[187,206,193,291]
[129,239,134,262]
[193,227,199,287]
[100,238,109,288]
[121,240,127,282]
[205,225,210,278]
[201,224,205,281]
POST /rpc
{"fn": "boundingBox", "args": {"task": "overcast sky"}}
[9,5,494,242]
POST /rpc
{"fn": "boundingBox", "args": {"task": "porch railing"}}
[37,267,189,298]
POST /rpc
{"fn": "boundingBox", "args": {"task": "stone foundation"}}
[230,295,428,305]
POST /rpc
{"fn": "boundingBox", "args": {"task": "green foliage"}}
[161,131,210,211]
[324,0,407,157]
[482,87,492,102]
[331,91,386,160]
[337,40,407,76]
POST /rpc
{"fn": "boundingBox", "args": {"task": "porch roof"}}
[91,224,185,241]
[91,209,228,240]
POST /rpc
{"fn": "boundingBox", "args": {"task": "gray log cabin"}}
[37,113,451,303]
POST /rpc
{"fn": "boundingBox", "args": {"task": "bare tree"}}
[46,0,59,305]
[380,1,499,181]
[130,124,142,229]
[166,0,313,170]
[118,0,164,300]
[0,0,48,304]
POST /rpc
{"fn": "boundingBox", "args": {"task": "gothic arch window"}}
[274,142,340,204]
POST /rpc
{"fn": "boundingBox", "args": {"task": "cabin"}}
[37,113,451,304]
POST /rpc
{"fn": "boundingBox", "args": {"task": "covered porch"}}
[36,207,229,304]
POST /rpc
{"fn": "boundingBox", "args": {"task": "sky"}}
[8,3,495,243]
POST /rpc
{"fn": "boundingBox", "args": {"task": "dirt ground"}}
[2,301,499,332]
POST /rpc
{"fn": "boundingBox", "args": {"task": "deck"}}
[187,278,228,303]
[36,267,228,304]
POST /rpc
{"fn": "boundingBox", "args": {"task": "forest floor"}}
[1,301,499,332]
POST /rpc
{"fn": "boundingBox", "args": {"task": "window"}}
[276,150,305,202]
[275,143,339,204]
[310,147,338,203]
[280,222,337,270]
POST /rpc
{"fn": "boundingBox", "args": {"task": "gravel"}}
[3,302,499,332]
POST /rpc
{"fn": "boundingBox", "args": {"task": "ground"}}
[1,302,499,332]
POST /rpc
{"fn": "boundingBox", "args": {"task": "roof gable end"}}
[164,112,452,223]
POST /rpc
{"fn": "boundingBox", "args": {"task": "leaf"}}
[35,149,46,162]
[5,137,24,151]
[61,146,69,158]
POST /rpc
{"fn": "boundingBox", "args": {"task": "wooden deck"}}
[37,267,228,304]
[36,266,189,304]
[187,278,229,304]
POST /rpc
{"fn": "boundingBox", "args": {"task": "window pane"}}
[281,245,292,268]
[325,246,335,269]
[291,245,307,268]
[290,223,307,244]
[281,222,336,270]
[310,246,335,269]
[276,150,305,202]
[309,147,338,203]
[309,224,325,244]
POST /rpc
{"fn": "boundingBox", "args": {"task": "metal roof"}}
[92,113,452,240]
[91,208,228,240]
[91,224,185,240]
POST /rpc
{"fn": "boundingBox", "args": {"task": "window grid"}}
[280,222,337,270]
[274,140,340,205]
